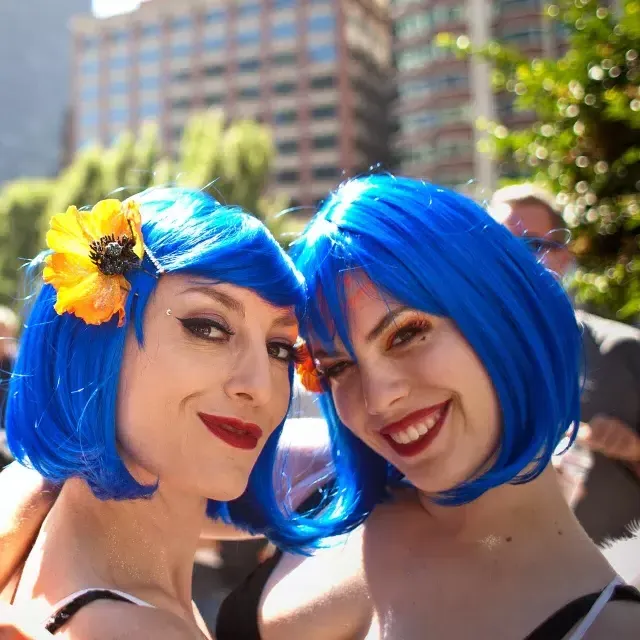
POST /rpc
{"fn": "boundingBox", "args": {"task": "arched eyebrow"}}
[180,286,245,317]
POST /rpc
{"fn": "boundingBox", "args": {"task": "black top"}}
[216,482,640,640]
[45,589,140,634]
[43,576,640,637]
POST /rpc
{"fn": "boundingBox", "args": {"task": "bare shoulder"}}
[579,600,640,639]
[55,599,203,640]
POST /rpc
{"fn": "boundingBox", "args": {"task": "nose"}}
[360,358,410,417]
[223,340,272,408]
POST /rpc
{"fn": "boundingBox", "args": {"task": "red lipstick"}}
[198,413,263,451]
[380,400,451,458]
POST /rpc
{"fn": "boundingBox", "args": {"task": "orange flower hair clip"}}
[43,198,162,327]
[294,340,324,393]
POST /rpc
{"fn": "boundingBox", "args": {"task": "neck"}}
[416,467,587,544]
[32,476,207,611]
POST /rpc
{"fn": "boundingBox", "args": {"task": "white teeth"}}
[417,423,429,436]
[387,407,445,445]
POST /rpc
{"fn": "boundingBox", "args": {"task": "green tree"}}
[176,110,280,220]
[439,0,640,321]
[0,180,53,304]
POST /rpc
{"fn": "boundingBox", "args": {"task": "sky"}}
[92,0,141,18]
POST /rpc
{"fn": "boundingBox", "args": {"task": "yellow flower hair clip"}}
[43,199,161,327]
[294,340,324,393]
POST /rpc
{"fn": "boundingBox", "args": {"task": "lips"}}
[380,400,451,457]
[198,413,263,451]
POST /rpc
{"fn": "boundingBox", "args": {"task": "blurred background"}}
[0,0,638,631]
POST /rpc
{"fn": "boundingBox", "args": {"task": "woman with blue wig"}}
[0,188,317,638]
[214,175,640,639]
[3,176,640,639]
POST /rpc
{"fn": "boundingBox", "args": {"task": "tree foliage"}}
[439,0,640,321]
[0,112,301,306]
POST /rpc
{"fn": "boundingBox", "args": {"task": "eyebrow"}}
[366,305,411,343]
[180,285,299,329]
[313,305,411,360]
[180,286,245,317]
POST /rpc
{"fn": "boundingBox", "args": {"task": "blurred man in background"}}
[492,184,640,544]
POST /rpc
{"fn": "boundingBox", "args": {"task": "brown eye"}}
[178,318,232,341]
[320,361,351,379]
[267,342,296,362]
[388,320,431,348]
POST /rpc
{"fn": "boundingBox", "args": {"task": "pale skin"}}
[0,275,303,640]
[3,275,639,639]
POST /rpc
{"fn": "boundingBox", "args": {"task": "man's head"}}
[490,183,573,277]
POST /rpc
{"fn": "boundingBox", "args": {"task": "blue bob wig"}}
[6,188,316,550]
[290,174,582,527]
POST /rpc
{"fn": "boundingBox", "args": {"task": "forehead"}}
[158,275,298,320]
[308,271,401,351]
[501,202,555,238]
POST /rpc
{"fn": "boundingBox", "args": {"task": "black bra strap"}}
[45,589,139,634]
[524,585,640,640]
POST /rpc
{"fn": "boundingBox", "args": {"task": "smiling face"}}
[117,274,300,501]
[312,274,501,495]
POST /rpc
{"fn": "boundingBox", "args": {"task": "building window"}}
[275,109,298,124]
[204,63,226,76]
[81,111,99,127]
[172,42,192,57]
[271,52,297,66]
[277,139,299,154]
[142,23,160,38]
[240,86,261,99]
[109,55,129,70]
[238,58,261,73]
[109,29,128,44]
[81,85,99,101]
[140,101,160,119]
[203,36,226,52]
[140,48,160,64]
[110,107,128,123]
[238,2,261,17]
[109,80,129,94]
[236,29,261,46]
[277,170,300,183]
[205,9,227,23]
[313,166,339,179]
[308,44,336,63]
[271,22,296,40]
[82,34,98,49]
[308,14,335,32]
[273,81,297,94]
[310,75,336,90]
[173,69,191,82]
[172,97,191,110]
[172,15,193,30]
[139,75,160,90]
[312,134,337,149]
[81,59,99,74]
[311,105,336,119]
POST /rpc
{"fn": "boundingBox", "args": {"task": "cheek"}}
[331,377,364,432]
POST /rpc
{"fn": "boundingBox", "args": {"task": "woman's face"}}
[117,275,299,501]
[313,274,501,495]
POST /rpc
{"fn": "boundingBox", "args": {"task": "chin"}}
[203,473,251,503]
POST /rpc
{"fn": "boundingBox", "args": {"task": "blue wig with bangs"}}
[5,188,314,550]
[290,174,582,526]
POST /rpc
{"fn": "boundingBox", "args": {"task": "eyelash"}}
[178,318,299,364]
[385,317,431,349]
[320,318,432,380]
